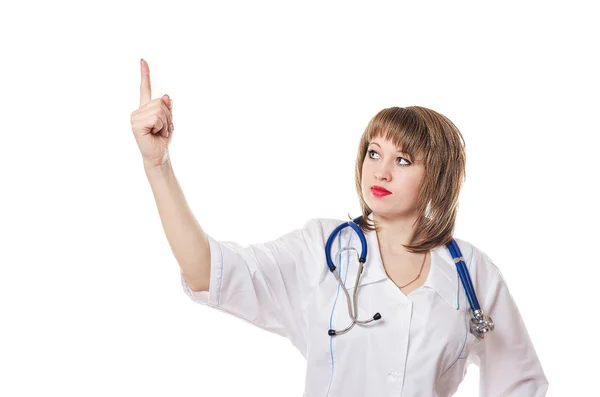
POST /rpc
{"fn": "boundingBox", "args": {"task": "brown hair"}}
[349,106,466,253]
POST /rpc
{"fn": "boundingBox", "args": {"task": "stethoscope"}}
[325,216,495,340]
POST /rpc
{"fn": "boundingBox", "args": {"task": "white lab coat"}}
[180,214,548,396]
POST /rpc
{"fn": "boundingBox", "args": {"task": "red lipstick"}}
[371,186,392,197]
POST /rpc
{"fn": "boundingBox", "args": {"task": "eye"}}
[367,150,411,166]
[397,157,411,166]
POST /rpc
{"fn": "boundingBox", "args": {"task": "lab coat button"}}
[389,371,400,380]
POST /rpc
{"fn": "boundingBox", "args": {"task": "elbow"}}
[181,272,209,292]
[505,376,549,397]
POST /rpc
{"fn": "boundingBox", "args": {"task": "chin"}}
[367,201,413,217]
[366,201,393,215]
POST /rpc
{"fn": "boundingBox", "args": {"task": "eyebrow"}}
[368,142,407,154]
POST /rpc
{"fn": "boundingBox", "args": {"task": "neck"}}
[372,212,419,256]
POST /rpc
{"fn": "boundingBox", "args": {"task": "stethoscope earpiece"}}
[328,312,382,336]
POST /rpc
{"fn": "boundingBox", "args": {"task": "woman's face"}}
[361,136,425,219]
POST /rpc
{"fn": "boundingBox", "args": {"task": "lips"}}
[371,186,391,196]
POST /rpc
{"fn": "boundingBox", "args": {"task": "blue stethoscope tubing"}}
[325,215,494,340]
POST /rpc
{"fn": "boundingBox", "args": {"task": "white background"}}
[1,1,598,396]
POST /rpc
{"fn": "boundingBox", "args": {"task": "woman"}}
[131,59,548,396]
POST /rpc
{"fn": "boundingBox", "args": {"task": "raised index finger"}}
[139,59,151,107]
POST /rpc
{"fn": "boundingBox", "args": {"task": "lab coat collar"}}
[348,213,459,309]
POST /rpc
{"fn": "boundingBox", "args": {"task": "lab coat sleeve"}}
[469,252,549,396]
[180,218,323,348]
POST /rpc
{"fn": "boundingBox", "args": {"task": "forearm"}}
[144,159,210,292]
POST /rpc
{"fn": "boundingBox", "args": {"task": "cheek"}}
[361,160,369,174]
[407,173,423,188]
[360,162,370,184]
[394,171,424,197]
[405,172,424,195]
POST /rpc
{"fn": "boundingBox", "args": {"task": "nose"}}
[374,162,392,181]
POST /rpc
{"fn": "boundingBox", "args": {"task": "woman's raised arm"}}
[130,59,210,292]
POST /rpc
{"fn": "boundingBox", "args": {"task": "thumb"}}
[161,94,172,110]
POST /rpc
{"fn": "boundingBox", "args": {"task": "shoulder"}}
[273,218,347,251]
[448,237,499,271]
[433,237,502,291]
[300,217,349,237]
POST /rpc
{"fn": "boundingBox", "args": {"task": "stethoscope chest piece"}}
[470,309,495,340]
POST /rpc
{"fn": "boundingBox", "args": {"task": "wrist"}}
[144,158,173,176]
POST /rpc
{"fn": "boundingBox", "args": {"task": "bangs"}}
[365,107,429,162]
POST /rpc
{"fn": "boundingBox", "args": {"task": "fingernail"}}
[170,123,174,132]
[169,99,173,109]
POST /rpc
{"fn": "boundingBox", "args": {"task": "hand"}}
[130,59,174,167]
